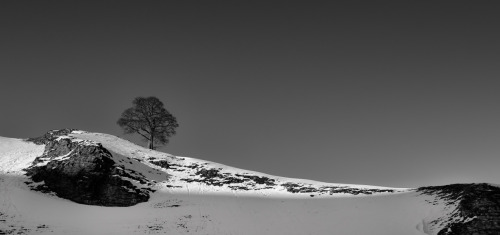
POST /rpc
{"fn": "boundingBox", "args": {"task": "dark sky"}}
[1,1,500,187]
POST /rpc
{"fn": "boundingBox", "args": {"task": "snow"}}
[70,131,409,198]
[0,131,456,234]
[0,175,445,235]
[0,137,45,174]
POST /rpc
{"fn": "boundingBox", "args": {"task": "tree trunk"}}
[148,135,154,149]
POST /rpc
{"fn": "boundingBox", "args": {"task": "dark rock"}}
[281,183,394,195]
[149,160,169,169]
[196,168,223,178]
[419,183,500,235]
[224,177,245,184]
[281,183,304,193]
[25,129,76,145]
[235,174,276,186]
[229,186,250,190]
[186,164,199,169]
[25,134,151,207]
[181,169,262,187]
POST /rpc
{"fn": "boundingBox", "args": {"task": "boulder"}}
[25,133,151,207]
[419,183,500,235]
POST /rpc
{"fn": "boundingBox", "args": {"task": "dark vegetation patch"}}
[0,210,46,235]
[180,168,276,189]
[0,226,31,235]
[235,174,276,186]
[177,165,395,195]
[229,186,250,190]
[196,168,223,178]
[147,225,163,231]
[281,183,394,195]
[148,160,169,169]
[152,199,183,208]
[187,164,200,169]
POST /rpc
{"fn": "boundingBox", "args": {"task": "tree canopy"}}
[117,96,179,150]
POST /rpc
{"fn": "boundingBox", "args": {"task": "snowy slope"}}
[0,136,44,174]
[0,130,477,235]
[70,131,408,198]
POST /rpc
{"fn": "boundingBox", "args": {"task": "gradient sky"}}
[1,1,500,188]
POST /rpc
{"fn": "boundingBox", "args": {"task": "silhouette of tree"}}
[117,97,178,150]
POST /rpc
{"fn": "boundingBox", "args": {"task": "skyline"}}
[1,1,500,187]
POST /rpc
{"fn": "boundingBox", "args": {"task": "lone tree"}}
[117,96,179,150]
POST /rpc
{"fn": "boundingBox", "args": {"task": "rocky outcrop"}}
[419,183,500,235]
[25,131,152,207]
[280,182,394,195]
[148,159,169,169]
[26,129,76,145]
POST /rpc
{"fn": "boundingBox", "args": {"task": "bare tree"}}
[117,97,179,150]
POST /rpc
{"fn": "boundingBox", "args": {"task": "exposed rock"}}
[196,168,224,178]
[281,182,394,195]
[180,168,271,187]
[25,129,76,145]
[235,174,276,186]
[149,159,169,169]
[25,132,151,207]
[419,183,500,235]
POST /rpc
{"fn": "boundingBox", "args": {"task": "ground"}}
[0,131,482,235]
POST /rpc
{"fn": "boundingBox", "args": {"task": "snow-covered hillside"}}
[0,130,498,235]
[70,130,408,198]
